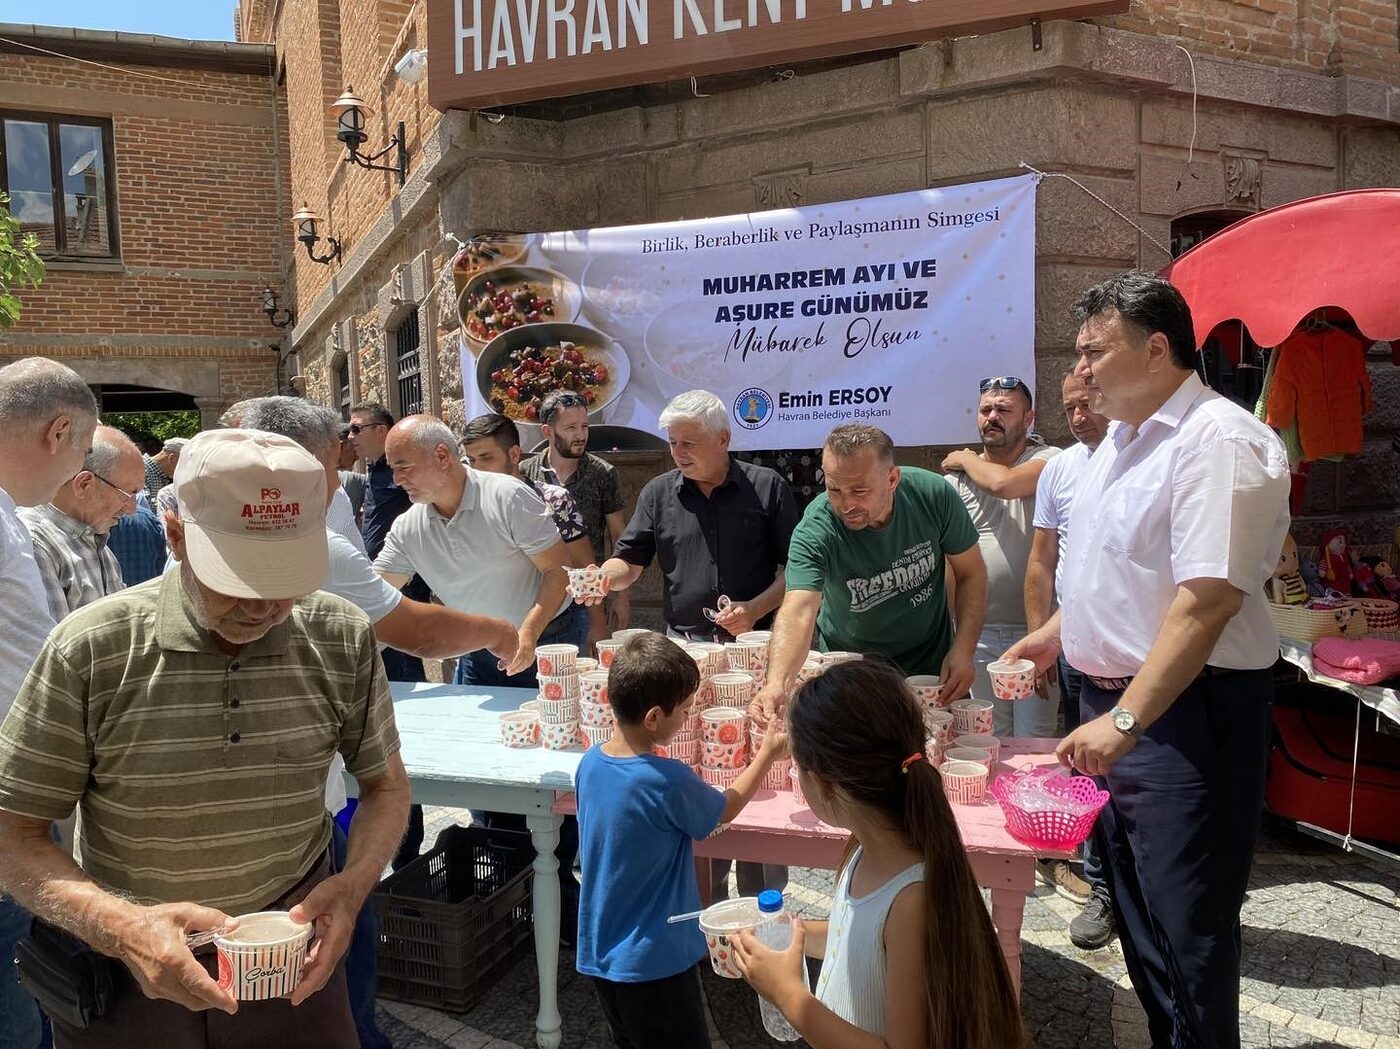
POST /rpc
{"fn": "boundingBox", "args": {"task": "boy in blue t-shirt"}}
[576,632,787,1048]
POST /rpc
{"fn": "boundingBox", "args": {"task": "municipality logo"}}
[734,389,774,430]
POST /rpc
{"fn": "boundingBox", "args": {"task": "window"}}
[1,112,119,261]
[335,356,352,421]
[394,310,422,417]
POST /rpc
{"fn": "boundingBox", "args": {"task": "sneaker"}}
[1069,892,1115,950]
[1036,859,1091,903]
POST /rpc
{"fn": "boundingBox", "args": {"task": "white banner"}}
[455,174,1037,449]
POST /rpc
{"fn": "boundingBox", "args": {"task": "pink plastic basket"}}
[989,769,1110,850]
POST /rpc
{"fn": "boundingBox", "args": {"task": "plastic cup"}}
[537,695,579,726]
[988,658,1037,701]
[790,766,807,806]
[698,897,761,978]
[940,759,989,804]
[723,641,766,674]
[659,737,698,763]
[700,707,746,744]
[924,709,955,747]
[575,657,599,675]
[534,644,578,677]
[701,738,748,770]
[794,658,824,686]
[906,675,945,709]
[735,631,772,645]
[710,671,755,709]
[579,700,614,728]
[566,566,607,600]
[537,673,578,702]
[954,733,1001,764]
[820,651,862,666]
[762,758,792,791]
[499,712,537,748]
[518,700,540,715]
[612,628,651,642]
[594,639,623,667]
[700,765,743,789]
[539,719,580,751]
[686,642,727,675]
[580,724,612,748]
[951,698,995,736]
[579,670,609,706]
[215,911,312,1001]
[943,746,994,772]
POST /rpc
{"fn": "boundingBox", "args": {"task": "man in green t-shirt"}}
[756,424,987,718]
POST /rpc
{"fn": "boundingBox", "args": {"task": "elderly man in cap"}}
[0,429,409,1049]
[20,426,145,621]
[142,436,185,501]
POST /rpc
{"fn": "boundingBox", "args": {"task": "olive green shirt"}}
[0,572,399,914]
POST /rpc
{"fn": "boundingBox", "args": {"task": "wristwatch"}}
[1109,706,1143,739]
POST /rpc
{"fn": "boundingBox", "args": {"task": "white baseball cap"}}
[174,429,328,600]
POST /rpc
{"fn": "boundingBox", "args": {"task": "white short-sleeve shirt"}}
[1061,373,1290,679]
[324,529,402,625]
[1031,441,1093,603]
[327,487,368,556]
[0,488,56,721]
[373,465,568,627]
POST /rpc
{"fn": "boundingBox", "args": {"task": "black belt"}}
[1086,665,1240,692]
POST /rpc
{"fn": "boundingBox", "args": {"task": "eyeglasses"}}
[980,376,1033,403]
[539,391,588,423]
[90,473,137,502]
[347,422,386,435]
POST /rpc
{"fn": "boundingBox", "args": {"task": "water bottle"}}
[755,889,801,1041]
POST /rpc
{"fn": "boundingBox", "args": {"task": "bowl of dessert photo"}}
[476,322,630,422]
[458,265,582,352]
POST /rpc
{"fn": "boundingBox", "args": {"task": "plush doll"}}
[1350,551,1380,598]
[1363,556,1400,599]
[1267,534,1309,605]
[1299,556,1326,598]
[1318,527,1354,596]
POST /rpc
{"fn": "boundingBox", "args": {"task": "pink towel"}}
[1310,638,1400,685]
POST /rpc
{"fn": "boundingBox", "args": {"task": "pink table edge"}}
[553,738,1074,996]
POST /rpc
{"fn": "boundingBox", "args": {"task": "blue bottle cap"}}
[757,889,784,913]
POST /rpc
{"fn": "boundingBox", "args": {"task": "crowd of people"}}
[0,270,1291,1049]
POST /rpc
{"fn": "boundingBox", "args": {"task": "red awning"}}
[1160,189,1400,349]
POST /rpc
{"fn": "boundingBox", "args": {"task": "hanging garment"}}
[1254,347,1305,468]
[1265,328,1374,461]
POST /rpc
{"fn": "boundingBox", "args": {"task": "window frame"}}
[394,309,423,418]
[0,110,121,263]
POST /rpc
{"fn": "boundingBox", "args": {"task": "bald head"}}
[0,357,99,506]
[384,415,464,509]
[52,426,145,534]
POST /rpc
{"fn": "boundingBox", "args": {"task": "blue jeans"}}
[1058,655,1106,897]
[330,822,391,1049]
[454,604,589,688]
[975,623,1059,737]
[0,895,42,1049]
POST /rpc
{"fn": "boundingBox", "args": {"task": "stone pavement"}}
[372,808,1399,1049]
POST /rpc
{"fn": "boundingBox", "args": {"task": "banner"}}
[455,173,1037,450]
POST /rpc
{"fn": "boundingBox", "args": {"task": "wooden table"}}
[370,683,1069,1047]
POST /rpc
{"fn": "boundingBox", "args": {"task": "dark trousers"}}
[592,966,711,1049]
[1083,670,1272,1049]
[330,824,390,1049]
[1058,655,1106,897]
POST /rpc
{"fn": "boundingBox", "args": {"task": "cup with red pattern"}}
[700,707,746,745]
[539,719,580,751]
[762,758,792,791]
[538,674,579,702]
[658,737,698,764]
[537,695,579,726]
[579,670,609,706]
[686,642,727,677]
[580,724,611,748]
[534,644,578,677]
[499,711,537,748]
[924,709,956,749]
[943,746,994,772]
[709,672,754,709]
[575,657,599,675]
[905,675,945,710]
[215,912,312,1001]
[566,567,607,601]
[700,738,748,770]
[723,641,766,675]
[579,700,614,728]
[700,766,743,790]
[951,698,994,736]
[940,759,989,804]
[988,659,1037,701]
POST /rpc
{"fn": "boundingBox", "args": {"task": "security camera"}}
[394,48,428,85]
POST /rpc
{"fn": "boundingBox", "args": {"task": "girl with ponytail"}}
[732,659,1025,1048]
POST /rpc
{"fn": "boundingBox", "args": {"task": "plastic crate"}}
[372,825,534,1011]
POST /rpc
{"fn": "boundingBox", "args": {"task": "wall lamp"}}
[292,204,342,265]
[332,87,408,185]
[260,287,295,329]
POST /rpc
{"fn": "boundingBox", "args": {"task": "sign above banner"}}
[426,0,1127,111]
[454,174,1039,450]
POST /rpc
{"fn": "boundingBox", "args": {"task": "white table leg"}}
[526,812,563,1049]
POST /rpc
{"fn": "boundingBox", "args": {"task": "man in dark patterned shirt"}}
[519,391,628,648]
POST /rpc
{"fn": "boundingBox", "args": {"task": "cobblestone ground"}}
[371,807,1399,1049]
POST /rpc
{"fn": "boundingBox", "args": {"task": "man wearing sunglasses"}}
[941,376,1060,738]
[19,427,144,623]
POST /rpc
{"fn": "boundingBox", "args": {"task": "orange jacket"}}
[1265,328,1372,461]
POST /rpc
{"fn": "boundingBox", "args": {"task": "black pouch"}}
[14,918,115,1030]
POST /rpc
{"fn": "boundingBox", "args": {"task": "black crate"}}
[372,825,534,1012]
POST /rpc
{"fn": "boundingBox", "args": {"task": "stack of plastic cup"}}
[534,644,580,750]
[924,709,956,762]
[941,759,989,804]
[820,651,863,666]
[950,698,995,736]
[735,630,772,646]
[594,638,624,668]
[750,719,791,790]
[954,733,1001,766]
[578,670,614,747]
[710,671,755,710]
[686,642,728,708]
[700,707,748,787]
[724,640,768,688]
[905,675,945,715]
[943,746,995,772]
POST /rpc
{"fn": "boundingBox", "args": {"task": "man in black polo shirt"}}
[585,389,798,900]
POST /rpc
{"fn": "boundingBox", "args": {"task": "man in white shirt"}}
[1023,373,1113,946]
[942,377,1059,736]
[0,357,98,1049]
[1007,274,1290,1048]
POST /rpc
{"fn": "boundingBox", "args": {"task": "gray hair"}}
[0,357,98,431]
[218,399,259,428]
[82,426,137,479]
[399,415,458,456]
[161,437,188,454]
[238,396,340,460]
[658,390,730,436]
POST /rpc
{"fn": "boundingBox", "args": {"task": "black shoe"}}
[1069,892,1115,950]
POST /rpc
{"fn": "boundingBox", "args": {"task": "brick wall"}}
[0,51,283,415]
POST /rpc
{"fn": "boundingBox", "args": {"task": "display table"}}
[373,683,1070,1047]
[1278,638,1400,727]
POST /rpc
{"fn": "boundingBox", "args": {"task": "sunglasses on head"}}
[540,391,588,421]
[980,376,1032,401]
